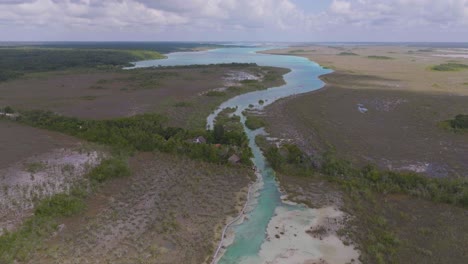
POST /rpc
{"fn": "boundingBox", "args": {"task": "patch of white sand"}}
[239,206,360,264]
[433,54,468,59]
[0,148,102,233]
[223,71,261,87]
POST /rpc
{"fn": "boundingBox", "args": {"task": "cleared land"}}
[0,120,80,170]
[260,45,468,263]
[0,120,101,235]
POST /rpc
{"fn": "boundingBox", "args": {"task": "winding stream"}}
[130,48,358,263]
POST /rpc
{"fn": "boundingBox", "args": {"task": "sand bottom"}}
[238,206,360,264]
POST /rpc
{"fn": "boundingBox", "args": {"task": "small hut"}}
[193,136,207,144]
[228,154,241,164]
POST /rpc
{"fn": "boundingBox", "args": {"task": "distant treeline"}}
[0,48,165,82]
[26,42,225,54]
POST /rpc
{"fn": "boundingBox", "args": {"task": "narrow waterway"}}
[130,47,356,263]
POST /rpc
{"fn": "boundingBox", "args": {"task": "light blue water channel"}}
[130,47,331,263]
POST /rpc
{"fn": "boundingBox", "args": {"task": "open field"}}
[264,45,468,95]
[0,120,81,170]
[260,45,468,263]
[29,151,253,264]
[263,80,468,178]
[263,46,468,177]
[0,64,287,130]
[0,120,102,235]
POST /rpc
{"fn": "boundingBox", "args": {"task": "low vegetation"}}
[440,114,468,131]
[245,115,267,130]
[367,55,393,60]
[260,139,468,263]
[205,91,226,97]
[2,106,14,114]
[262,140,468,208]
[431,63,468,71]
[338,52,358,56]
[0,156,130,263]
[288,49,307,53]
[16,110,252,165]
[88,157,131,183]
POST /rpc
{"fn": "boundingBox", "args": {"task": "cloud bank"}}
[0,0,467,41]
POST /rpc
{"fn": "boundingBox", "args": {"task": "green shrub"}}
[88,158,131,183]
[368,55,393,60]
[450,114,468,129]
[431,63,468,71]
[338,52,358,56]
[205,91,226,96]
[245,115,266,130]
[34,193,85,217]
[17,110,252,165]
[173,101,192,107]
[3,106,14,113]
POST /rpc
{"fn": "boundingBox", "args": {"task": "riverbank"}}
[259,45,468,263]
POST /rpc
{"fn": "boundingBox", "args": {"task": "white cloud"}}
[326,0,468,28]
[0,0,467,41]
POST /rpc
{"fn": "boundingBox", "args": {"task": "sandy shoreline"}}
[211,172,263,263]
[211,169,360,264]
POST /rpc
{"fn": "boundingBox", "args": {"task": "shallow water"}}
[130,47,333,263]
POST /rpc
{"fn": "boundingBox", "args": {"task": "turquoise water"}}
[130,47,331,263]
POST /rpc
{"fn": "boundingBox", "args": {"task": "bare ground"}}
[0,120,103,234]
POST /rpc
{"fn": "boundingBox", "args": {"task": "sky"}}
[0,0,468,42]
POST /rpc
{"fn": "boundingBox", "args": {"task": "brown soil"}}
[0,120,80,169]
[0,119,102,234]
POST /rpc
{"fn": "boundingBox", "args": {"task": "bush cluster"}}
[450,114,468,129]
[18,110,252,165]
[263,143,468,208]
[431,63,468,71]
